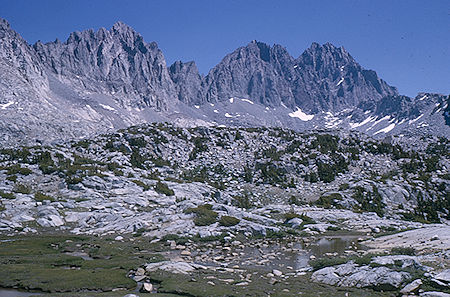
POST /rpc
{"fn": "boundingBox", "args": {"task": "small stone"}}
[309,255,316,260]
[142,283,153,292]
[400,279,422,294]
[136,267,145,276]
[181,250,191,256]
[115,235,124,241]
[133,275,146,282]
[207,281,215,286]
[272,269,282,277]
[235,281,249,286]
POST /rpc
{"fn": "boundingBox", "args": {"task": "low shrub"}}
[284,212,300,222]
[154,181,174,196]
[34,191,55,202]
[0,191,15,199]
[6,164,32,176]
[298,214,316,225]
[185,204,218,226]
[6,175,17,182]
[219,216,240,227]
[315,193,343,209]
[14,184,31,194]
[131,179,150,191]
[391,247,416,256]
[309,257,347,271]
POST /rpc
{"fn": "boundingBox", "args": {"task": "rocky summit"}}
[0,17,449,297]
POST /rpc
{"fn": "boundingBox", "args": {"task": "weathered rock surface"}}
[145,261,200,274]
[364,226,450,254]
[311,261,410,290]
[400,279,423,294]
[34,21,177,110]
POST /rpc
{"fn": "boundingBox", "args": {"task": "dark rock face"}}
[294,43,398,112]
[0,18,48,93]
[168,61,203,104]
[358,93,448,121]
[202,41,398,112]
[33,21,176,110]
[1,18,400,113]
[203,41,296,107]
[444,96,450,126]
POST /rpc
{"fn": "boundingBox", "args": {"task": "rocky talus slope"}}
[0,123,448,237]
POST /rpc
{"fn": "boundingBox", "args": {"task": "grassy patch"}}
[310,253,379,271]
[14,183,31,194]
[131,179,150,191]
[146,268,392,297]
[0,190,15,199]
[34,191,55,202]
[219,215,240,227]
[0,235,164,293]
[154,181,174,196]
[315,193,343,209]
[391,247,416,256]
[185,204,218,226]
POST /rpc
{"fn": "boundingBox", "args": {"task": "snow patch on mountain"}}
[349,116,375,129]
[99,104,115,111]
[409,114,424,125]
[0,101,15,109]
[241,99,254,104]
[289,108,314,121]
[374,123,396,135]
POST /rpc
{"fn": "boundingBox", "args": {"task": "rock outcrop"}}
[311,262,410,290]
[33,21,177,110]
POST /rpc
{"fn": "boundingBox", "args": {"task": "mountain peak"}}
[111,21,136,35]
[306,42,344,53]
[0,18,10,30]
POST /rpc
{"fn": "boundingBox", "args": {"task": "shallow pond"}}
[309,235,363,257]
[240,235,362,271]
[188,235,363,272]
[0,289,42,297]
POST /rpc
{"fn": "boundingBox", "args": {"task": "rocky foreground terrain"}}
[0,123,448,296]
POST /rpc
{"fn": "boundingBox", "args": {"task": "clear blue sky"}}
[1,0,449,97]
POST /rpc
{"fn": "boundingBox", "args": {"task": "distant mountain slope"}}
[198,41,398,112]
[0,18,448,145]
[33,21,176,110]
